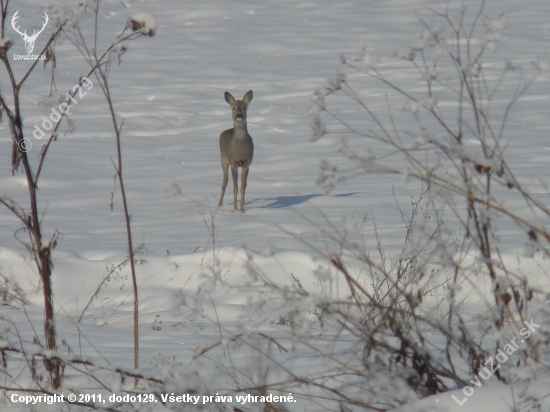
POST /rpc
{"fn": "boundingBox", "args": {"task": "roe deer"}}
[218,90,254,212]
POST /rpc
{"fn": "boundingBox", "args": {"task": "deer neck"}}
[233,124,248,139]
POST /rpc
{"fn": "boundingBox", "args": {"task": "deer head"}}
[12,11,49,54]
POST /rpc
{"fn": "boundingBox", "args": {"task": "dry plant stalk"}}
[0,0,66,388]
[65,0,156,383]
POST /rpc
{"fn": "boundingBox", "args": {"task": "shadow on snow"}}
[258,192,357,209]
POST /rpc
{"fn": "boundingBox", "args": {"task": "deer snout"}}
[236,114,243,120]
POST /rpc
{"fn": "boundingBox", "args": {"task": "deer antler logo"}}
[11,11,49,54]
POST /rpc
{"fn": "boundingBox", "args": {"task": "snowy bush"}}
[295,0,550,409]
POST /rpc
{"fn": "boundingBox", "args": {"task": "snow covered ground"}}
[1,0,550,410]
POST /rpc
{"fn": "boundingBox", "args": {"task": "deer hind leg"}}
[218,160,229,206]
[231,164,239,210]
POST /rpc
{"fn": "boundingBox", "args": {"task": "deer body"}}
[218,90,254,212]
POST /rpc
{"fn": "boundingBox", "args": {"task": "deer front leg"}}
[218,161,229,206]
[231,165,239,210]
[240,165,249,212]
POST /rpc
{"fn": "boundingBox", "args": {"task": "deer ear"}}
[225,92,235,105]
[243,90,253,104]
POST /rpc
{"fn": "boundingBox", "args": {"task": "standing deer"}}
[218,90,254,212]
